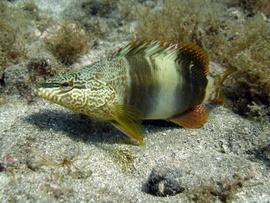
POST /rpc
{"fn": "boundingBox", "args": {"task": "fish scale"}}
[36,39,232,144]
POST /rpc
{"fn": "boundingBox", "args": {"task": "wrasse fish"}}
[35,39,233,144]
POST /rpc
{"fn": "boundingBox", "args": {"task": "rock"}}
[80,0,116,18]
[143,167,185,197]
[0,162,6,172]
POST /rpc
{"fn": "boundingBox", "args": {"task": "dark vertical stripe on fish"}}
[124,55,159,117]
[173,53,207,116]
[173,57,193,114]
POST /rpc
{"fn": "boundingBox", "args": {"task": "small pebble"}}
[143,167,185,197]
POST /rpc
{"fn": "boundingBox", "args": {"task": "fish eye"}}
[61,81,72,87]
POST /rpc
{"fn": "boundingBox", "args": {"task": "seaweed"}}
[0,20,25,73]
[63,0,121,37]
[254,0,270,15]
[44,23,91,65]
[25,147,92,180]
[186,174,251,203]
[100,145,135,172]
[0,1,33,99]
[0,0,33,69]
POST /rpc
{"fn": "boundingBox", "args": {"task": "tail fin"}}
[208,67,236,104]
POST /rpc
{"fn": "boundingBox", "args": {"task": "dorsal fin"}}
[116,38,209,75]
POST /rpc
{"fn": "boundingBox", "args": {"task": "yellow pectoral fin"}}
[112,104,144,145]
[169,105,208,128]
[111,120,144,145]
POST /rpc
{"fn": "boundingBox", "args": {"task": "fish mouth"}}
[34,87,50,99]
[33,87,39,96]
[35,88,65,107]
[34,80,60,99]
[33,80,48,96]
[33,81,48,98]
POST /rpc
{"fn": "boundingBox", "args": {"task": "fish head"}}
[35,70,88,111]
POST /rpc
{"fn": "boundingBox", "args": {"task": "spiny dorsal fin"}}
[117,38,209,75]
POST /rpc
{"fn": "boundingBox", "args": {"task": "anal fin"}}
[169,105,208,128]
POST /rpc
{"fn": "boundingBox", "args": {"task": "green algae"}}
[101,145,135,173]
[44,22,91,65]
[186,174,252,203]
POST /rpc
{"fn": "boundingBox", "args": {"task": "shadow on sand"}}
[24,109,178,145]
[247,144,270,170]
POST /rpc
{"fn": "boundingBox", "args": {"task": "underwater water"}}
[0,0,270,202]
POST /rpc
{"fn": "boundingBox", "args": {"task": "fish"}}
[35,38,233,145]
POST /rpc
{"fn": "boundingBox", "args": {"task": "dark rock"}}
[0,162,6,172]
[143,167,185,197]
[0,71,4,86]
[81,0,117,18]
[246,144,270,168]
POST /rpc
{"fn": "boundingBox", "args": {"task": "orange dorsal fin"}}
[169,105,208,128]
[116,38,209,75]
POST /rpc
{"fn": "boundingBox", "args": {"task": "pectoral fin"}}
[111,104,144,145]
[111,121,144,145]
[169,105,208,128]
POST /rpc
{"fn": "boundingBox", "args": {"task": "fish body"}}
[36,39,227,144]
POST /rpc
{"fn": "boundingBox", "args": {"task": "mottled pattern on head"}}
[36,58,128,120]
